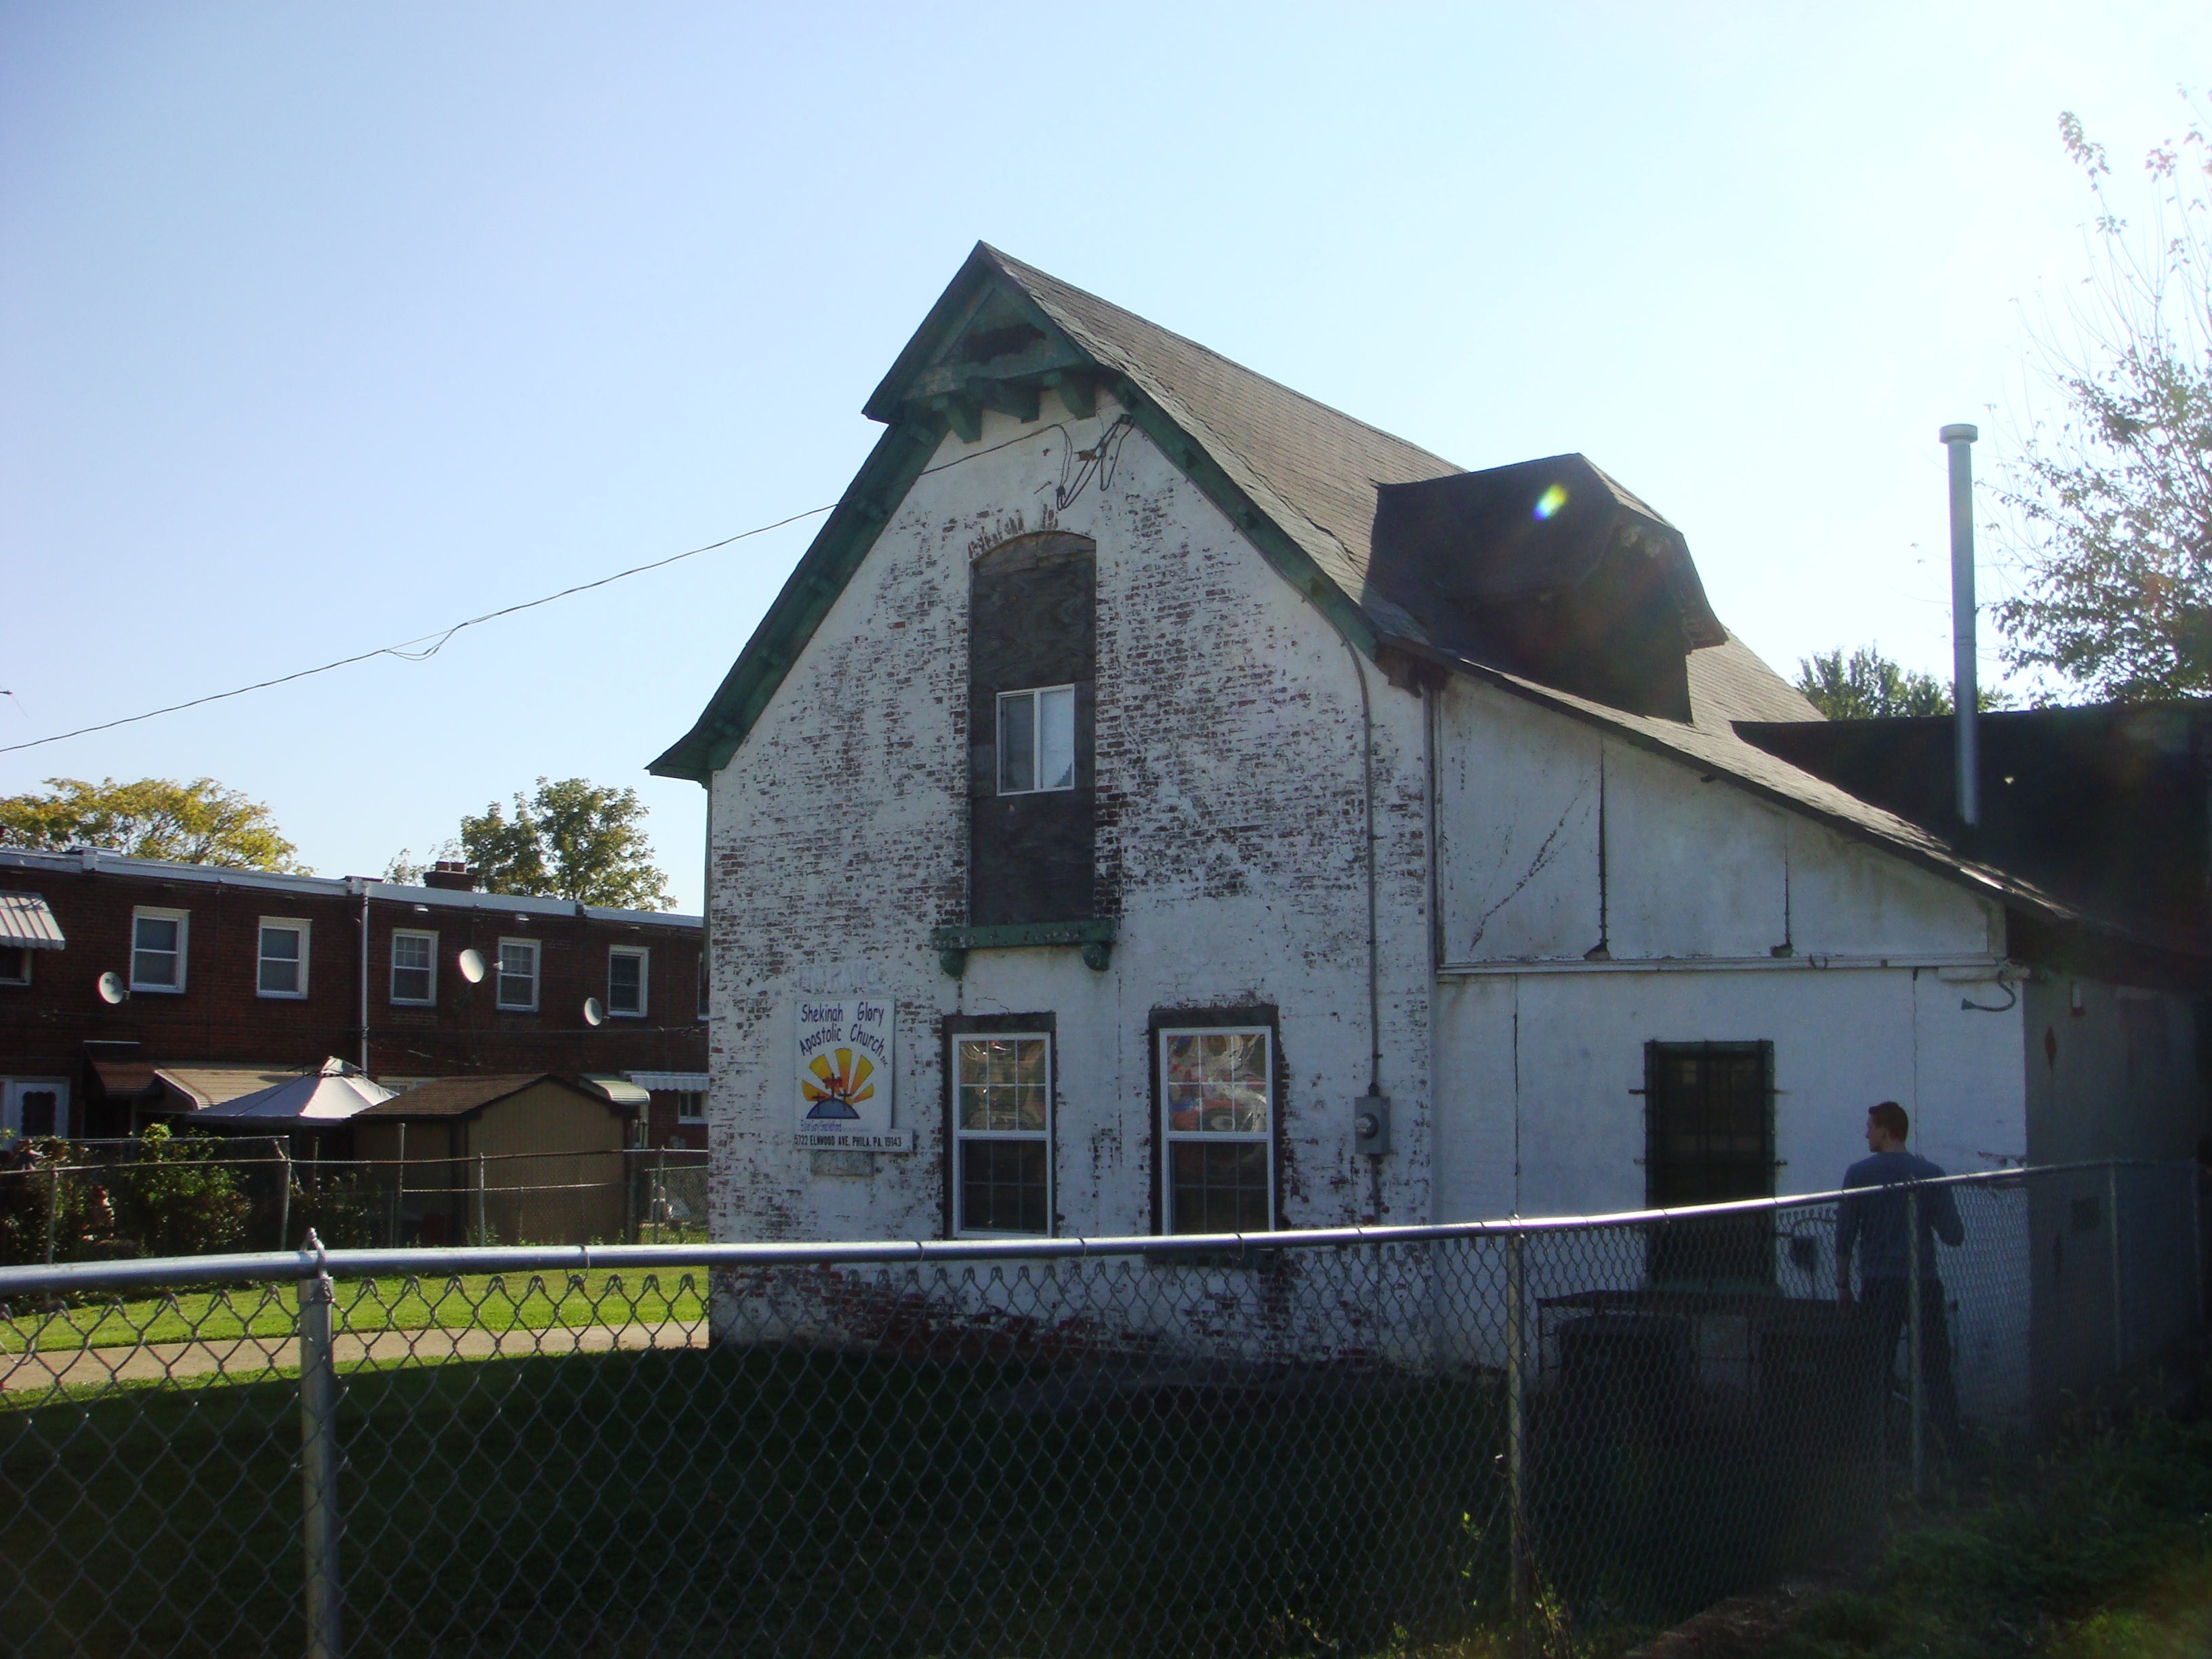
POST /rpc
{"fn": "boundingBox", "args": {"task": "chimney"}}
[1941,423,1980,829]
[423,861,481,892]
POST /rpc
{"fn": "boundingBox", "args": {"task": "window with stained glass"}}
[1159,1027,1273,1233]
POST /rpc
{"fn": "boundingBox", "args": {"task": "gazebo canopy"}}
[195,1059,395,1122]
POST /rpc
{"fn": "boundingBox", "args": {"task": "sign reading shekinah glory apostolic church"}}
[794,994,912,1151]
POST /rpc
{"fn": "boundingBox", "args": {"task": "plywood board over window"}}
[968,532,1096,926]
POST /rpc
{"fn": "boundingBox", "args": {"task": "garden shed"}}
[353,1073,634,1245]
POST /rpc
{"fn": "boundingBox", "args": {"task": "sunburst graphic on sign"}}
[802,1048,874,1120]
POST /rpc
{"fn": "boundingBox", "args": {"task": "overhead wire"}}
[2,415,1107,759]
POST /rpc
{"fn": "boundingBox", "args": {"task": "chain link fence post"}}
[43,1156,60,1265]
[298,1247,343,1659]
[1907,1187,1924,1497]
[277,1141,293,1252]
[2108,1160,2126,1373]
[1505,1228,1530,1643]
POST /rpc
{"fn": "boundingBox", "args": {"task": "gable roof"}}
[654,242,1811,781]
[359,1073,619,1121]
[650,247,2208,968]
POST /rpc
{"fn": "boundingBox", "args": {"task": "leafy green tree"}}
[1992,96,2212,701]
[1793,647,2011,719]
[392,777,673,909]
[0,777,304,871]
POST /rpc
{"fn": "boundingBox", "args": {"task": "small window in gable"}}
[997,686,1076,794]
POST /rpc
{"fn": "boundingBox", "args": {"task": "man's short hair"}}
[1868,1101,1910,1142]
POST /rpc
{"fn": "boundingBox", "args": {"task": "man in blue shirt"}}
[1835,1101,1966,1452]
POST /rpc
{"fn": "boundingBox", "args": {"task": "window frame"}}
[129,907,189,994]
[255,916,311,1000]
[495,936,541,1012]
[607,945,649,1019]
[0,945,30,987]
[942,1015,1057,1240]
[674,1090,707,1125]
[389,928,438,1006]
[1153,1012,1280,1236]
[995,683,1078,796]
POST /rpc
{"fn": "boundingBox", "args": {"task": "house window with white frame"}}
[495,937,539,1011]
[390,930,436,1006]
[130,907,188,993]
[256,918,310,998]
[0,946,30,987]
[1160,1026,1274,1233]
[676,1091,707,1124]
[608,946,649,1017]
[952,1033,1052,1235]
[996,685,1076,794]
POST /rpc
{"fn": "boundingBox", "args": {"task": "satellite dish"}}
[97,970,128,1005]
[583,997,605,1027]
[457,948,487,985]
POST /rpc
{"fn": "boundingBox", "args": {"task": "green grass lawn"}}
[0,1269,708,1354]
[1772,1404,2212,1659]
[1,1345,1513,1659]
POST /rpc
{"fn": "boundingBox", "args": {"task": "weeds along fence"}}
[0,1160,2202,1659]
[0,1140,710,1264]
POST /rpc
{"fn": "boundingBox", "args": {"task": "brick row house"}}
[0,849,709,1148]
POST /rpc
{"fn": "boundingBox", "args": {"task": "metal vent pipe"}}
[1940,423,1980,827]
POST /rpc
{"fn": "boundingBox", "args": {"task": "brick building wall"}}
[703,390,1435,1242]
[0,851,706,1139]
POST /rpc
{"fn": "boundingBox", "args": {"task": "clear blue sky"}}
[4,4,2206,912]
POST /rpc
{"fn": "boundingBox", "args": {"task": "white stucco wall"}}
[703,390,1433,1244]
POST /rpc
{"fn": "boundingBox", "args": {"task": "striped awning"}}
[0,891,65,951]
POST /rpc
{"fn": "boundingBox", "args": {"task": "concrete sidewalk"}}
[1,1318,707,1394]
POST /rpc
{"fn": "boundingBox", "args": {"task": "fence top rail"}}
[0,1156,2179,1301]
[0,1145,712,1179]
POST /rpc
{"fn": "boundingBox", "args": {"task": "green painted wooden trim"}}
[655,254,1385,785]
[929,919,1118,951]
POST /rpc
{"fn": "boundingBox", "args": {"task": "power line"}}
[0,507,837,757]
[3,419,1092,760]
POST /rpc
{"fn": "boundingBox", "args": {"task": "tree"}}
[1991,95,2212,702]
[391,777,674,910]
[1794,647,2010,720]
[0,776,305,871]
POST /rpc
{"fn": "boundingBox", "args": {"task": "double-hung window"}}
[608,947,649,1017]
[952,1033,1052,1235]
[676,1091,707,1125]
[390,930,436,1005]
[496,937,540,1011]
[257,918,310,998]
[997,686,1076,794]
[1160,1027,1274,1233]
[130,907,188,993]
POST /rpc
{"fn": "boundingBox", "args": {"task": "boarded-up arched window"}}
[968,531,1096,925]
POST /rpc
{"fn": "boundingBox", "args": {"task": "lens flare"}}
[1534,483,1569,521]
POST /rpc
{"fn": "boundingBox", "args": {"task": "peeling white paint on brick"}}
[707,393,1432,1242]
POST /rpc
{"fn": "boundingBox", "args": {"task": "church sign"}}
[794,995,912,1151]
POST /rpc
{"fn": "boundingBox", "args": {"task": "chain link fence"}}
[0,1160,2200,1657]
[0,1139,710,1263]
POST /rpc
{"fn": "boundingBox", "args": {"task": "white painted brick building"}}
[655,246,2209,1312]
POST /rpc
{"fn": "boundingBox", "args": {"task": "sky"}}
[3,3,2207,914]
